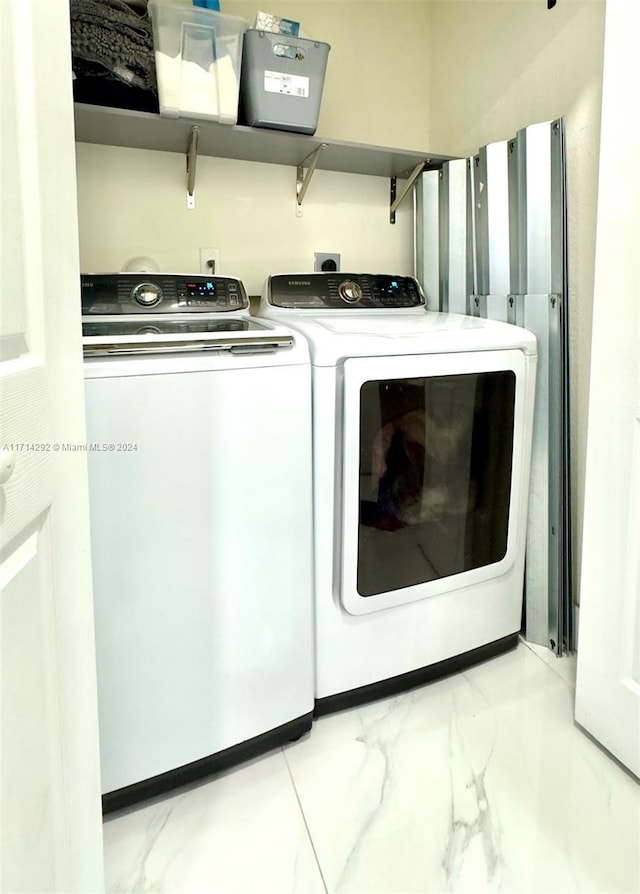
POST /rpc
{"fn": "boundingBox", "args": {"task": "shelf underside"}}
[74,104,452,180]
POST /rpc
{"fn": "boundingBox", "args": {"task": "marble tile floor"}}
[103,640,640,894]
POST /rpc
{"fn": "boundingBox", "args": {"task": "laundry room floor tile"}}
[282,644,640,894]
[102,643,640,894]
[102,749,325,894]
[521,638,579,688]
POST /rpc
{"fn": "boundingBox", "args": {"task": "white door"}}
[575,0,640,778]
[1,2,105,891]
[340,349,532,615]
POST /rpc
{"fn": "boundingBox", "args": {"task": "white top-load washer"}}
[258,273,537,714]
[82,273,314,811]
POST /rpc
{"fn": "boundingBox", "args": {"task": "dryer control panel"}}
[81,273,249,315]
[268,274,425,310]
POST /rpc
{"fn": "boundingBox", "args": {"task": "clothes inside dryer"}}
[357,370,516,596]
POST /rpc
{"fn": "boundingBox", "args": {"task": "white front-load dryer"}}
[258,273,537,714]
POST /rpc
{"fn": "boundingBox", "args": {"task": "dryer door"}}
[340,349,533,615]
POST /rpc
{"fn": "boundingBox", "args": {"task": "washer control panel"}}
[81,273,249,315]
[268,273,424,310]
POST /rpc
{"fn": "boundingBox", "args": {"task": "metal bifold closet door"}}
[416,119,572,654]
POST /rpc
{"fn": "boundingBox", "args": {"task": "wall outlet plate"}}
[314,252,341,272]
[200,247,220,275]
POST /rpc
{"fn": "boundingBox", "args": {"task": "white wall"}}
[428,0,606,604]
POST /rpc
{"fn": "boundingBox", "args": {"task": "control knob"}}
[338,279,362,304]
[131,281,162,307]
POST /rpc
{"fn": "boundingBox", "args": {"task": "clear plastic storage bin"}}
[149,2,247,123]
[239,30,330,135]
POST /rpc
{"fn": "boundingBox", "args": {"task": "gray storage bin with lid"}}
[240,30,330,135]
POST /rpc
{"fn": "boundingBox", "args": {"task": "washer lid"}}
[82,315,294,356]
[260,311,537,365]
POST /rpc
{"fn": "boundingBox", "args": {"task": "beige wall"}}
[75,145,414,294]
[170,0,434,149]
[76,2,433,293]
[428,0,606,603]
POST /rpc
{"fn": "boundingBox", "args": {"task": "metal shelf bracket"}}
[186,125,199,209]
[296,144,328,215]
[389,160,429,224]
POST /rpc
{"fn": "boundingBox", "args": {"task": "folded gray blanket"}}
[70,0,156,93]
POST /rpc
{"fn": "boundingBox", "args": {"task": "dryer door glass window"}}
[357,371,516,597]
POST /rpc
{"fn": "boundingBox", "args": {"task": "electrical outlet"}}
[199,247,220,275]
[314,252,341,273]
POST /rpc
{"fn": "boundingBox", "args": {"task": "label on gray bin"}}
[264,70,309,97]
